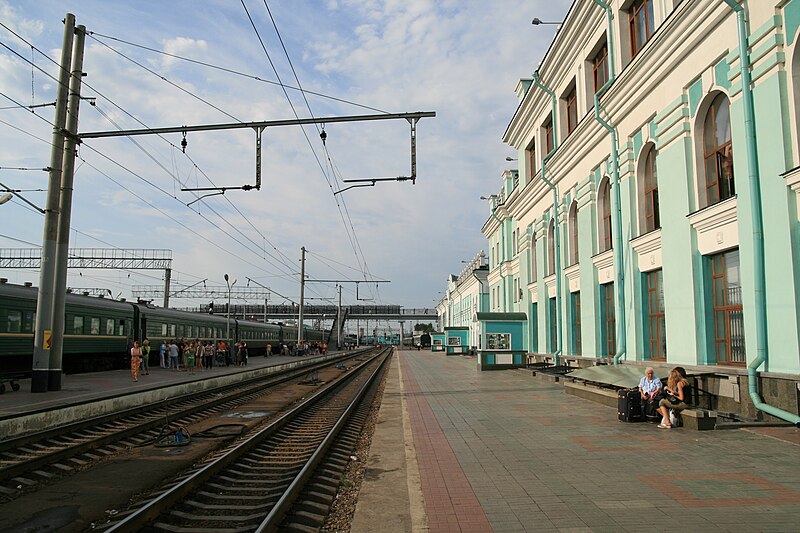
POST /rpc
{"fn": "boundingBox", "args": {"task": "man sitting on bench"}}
[638,367,662,421]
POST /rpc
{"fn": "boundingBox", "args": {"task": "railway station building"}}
[435,251,489,354]
[468,0,800,422]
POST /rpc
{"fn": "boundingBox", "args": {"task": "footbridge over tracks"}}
[181,304,437,323]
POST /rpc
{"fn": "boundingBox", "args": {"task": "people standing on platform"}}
[159,341,167,368]
[186,342,196,373]
[240,341,248,366]
[130,340,142,382]
[168,340,179,370]
[266,343,272,357]
[195,340,204,370]
[204,341,214,369]
[181,339,189,370]
[141,339,151,375]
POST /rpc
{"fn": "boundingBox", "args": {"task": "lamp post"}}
[531,17,561,25]
[224,273,236,349]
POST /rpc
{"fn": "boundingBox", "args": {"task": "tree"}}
[414,323,435,333]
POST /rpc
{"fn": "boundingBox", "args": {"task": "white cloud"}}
[0,0,570,311]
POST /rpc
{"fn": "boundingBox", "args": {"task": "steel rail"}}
[103,348,388,531]
[256,348,390,531]
[0,351,363,486]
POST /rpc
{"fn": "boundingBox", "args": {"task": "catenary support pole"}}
[337,283,342,349]
[49,23,86,391]
[31,13,74,393]
[721,0,800,425]
[297,246,305,345]
[163,267,171,308]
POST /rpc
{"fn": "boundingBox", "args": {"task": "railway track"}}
[97,347,392,532]
[0,350,371,500]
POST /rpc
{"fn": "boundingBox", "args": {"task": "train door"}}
[140,316,147,343]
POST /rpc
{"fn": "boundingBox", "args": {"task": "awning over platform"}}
[568,365,667,389]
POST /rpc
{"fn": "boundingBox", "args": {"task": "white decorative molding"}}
[787,167,800,220]
[564,263,581,293]
[527,281,538,296]
[630,228,662,273]
[592,249,614,285]
[687,197,738,255]
[544,274,556,298]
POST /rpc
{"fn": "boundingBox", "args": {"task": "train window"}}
[177,324,184,337]
[7,311,21,333]
[118,320,125,336]
[73,316,84,334]
[170,324,176,337]
[23,311,34,333]
[161,323,167,336]
[106,319,114,335]
[90,318,100,335]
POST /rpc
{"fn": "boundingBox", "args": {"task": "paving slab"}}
[384,350,800,532]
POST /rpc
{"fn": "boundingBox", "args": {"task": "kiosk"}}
[431,332,446,352]
[444,326,470,355]
[475,312,527,370]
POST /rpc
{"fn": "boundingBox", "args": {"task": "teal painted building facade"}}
[485,0,800,420]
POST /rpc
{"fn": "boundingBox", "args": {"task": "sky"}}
[0,0,571,318]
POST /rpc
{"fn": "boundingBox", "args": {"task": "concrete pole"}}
[49,23,85,391]
[297,246,305,345]
[31,13,74,393]
[163,267,171,308]
[337,283,342,349]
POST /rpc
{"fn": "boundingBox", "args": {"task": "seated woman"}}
[657,368,692,429]
[638,367,663,419]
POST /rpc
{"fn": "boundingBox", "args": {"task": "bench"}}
[676,408,717,431]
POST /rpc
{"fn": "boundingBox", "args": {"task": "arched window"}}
[568,201,579,265]
[640,145,660,233]
[599,179,612,253]
[530,231,537,281]
[702,93,734,207]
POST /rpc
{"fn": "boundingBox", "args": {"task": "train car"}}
[0,281,329,374]
[233,318,282,356]
[0,280,133,373]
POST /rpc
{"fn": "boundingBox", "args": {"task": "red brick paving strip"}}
[400,354,493,533]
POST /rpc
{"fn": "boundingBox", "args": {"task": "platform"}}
[353,349,800,532]
[0,353,341,437]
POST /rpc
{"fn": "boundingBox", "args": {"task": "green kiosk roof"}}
[475,312,527,322]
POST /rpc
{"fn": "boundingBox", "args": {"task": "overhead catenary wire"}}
[86,31,390,114]
[1,17,391,304]
[1,22,305,282]
[253,1,382,303]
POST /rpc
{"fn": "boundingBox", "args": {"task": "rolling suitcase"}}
[617,388,642,422]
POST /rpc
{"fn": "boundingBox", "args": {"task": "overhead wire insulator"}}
[320,128,327,145]
[181,130,187,153]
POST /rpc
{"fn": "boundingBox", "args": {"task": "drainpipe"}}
[531,70,562,365]
[488,203,509,310]
[722,0,800,425]
[591,0,626,366]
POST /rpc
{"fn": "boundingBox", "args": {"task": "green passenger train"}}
[0,280,326,375]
